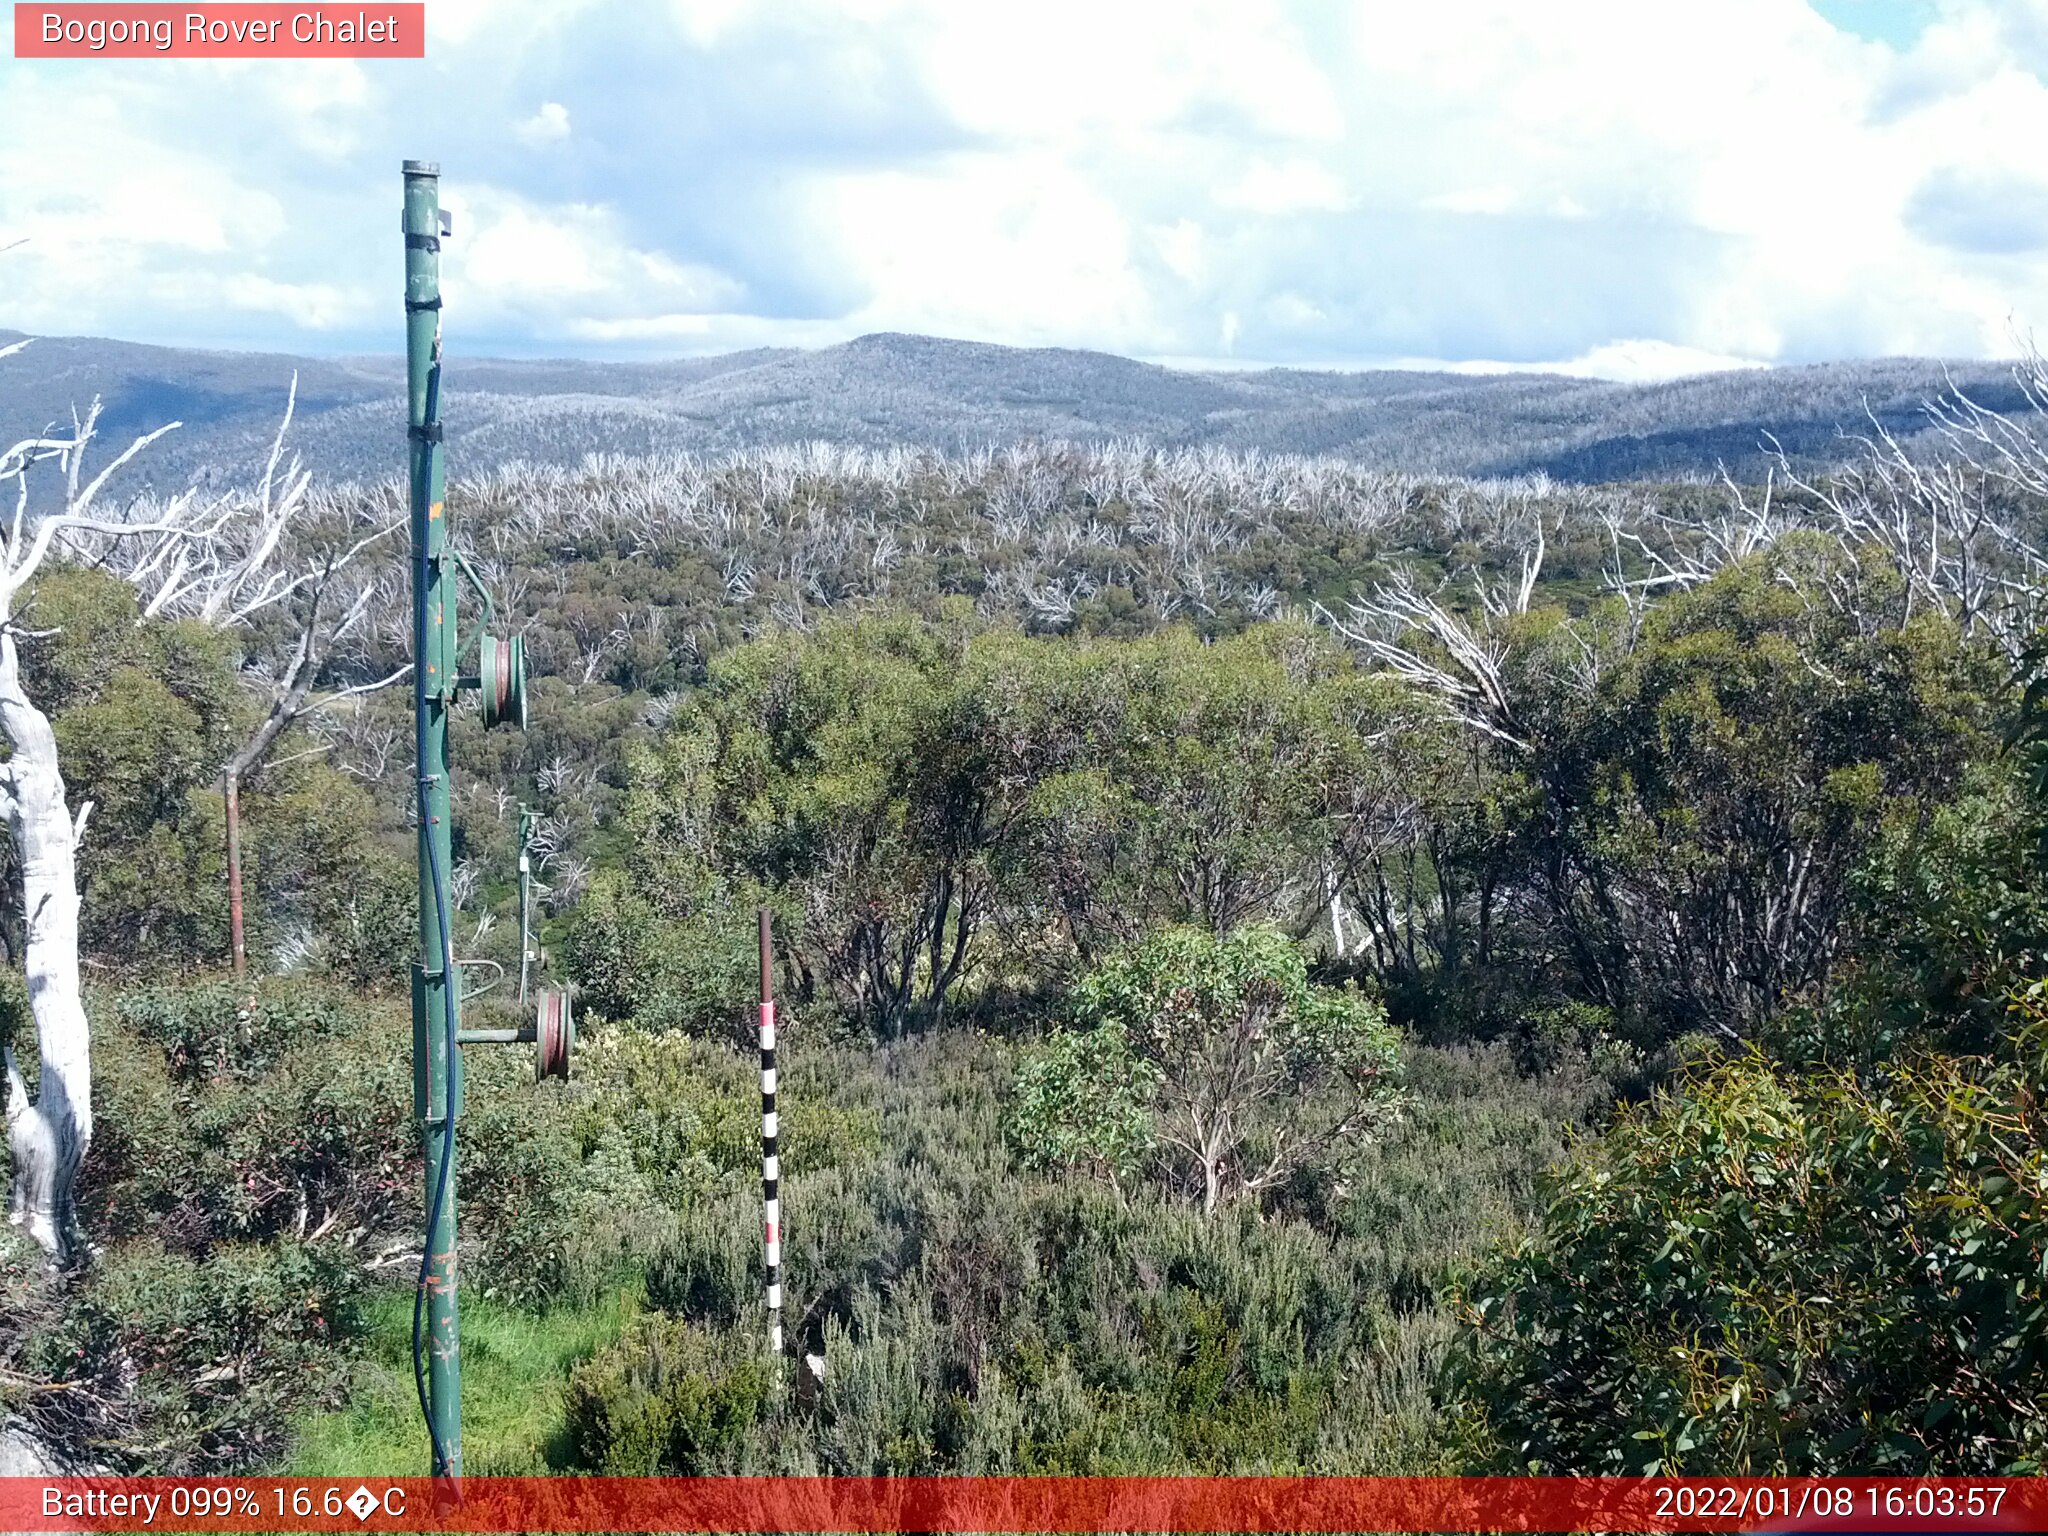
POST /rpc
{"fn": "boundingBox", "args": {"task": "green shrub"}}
[83,979,413,1248]
[1447,1018,2048,1474]
[517,1023,1574,1478]
[565,869,757,1043]
[573,1029,757,1203]
[1819,758,2048,1061]
[110,973,355,1082]
[644,1190,756,1326]
[1051,926,1404,1210]
[1336,1043,1608,1311]
[25,1237,361,1473]
[456,1045,673,1309]
[1508,999,1660,1095]
[0,1226,64,1432]
[563,1315,767,1473]
[458,1028,877,1310]
[578,1029,880,1203]
[314,842,417,990]
[1007,1025,1159,1188]
[811,1288,947,1473]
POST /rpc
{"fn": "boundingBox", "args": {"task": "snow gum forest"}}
[4,335,2048,1479]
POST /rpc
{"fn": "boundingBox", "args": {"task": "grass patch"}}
[283,1284,641,1476]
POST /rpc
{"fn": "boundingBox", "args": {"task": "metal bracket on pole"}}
[448,545,496,653]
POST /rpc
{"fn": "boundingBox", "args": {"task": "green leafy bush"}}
[617,616,1397,1034]
[1007,1024,1160,1187]
[24,1238,362,1473]
[565,869,759,1043]
[563,1315,767,1473]
[458,1026,878,1310]
[1448,1012,2048,1474]
[85,977,413,1248]
[588,1029,1545,1476]
[644,1190,757,1325]
[1046,926,1404,1210]
[1822,757,2048,1061]
[110,974,356,1082]
[1518,546,1995,1041]
[243,767,417,987]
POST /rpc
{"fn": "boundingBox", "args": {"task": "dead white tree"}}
[0,384,219,1261]
[1595,470,1786,607]
[1595,361,2048,661]
[1318,561,1536,753]
[1775,385,2048,659]
[1477,513,1548,621]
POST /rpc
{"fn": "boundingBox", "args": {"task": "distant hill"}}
[0,328,2029,489]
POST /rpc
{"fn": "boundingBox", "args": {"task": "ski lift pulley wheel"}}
[479,633,527,731]
[536,988,573,1081]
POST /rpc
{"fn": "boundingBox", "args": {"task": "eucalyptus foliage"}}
[1449,1020,2048,1475]
[1018,926,1404,1212]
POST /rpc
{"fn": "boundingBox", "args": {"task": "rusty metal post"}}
[225,771,247,974]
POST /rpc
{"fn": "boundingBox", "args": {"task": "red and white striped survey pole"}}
[758,907,782,1360]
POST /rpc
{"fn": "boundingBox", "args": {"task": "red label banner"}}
[0,1476,2040,1533]
[13,5,425,57]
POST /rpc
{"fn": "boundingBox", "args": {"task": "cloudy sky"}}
[5,0,2048,378]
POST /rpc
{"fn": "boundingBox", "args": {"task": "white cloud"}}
[806,150,1163,351]
[443,187,744,332]
[1550,339,1771,383]
[666,0,759,48]
[1171,339,1769,382]
[1422,187,1521,217]
[3,0,2048,372]
[1152,220,1206,285]
[566,313,715,342]
[516,102,572,145]
[1217,160,1351,214]
[910,0,1343,146]
[217,275,370,331]
[423,0,498,45]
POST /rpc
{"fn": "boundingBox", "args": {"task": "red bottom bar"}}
[0,1476,2040,1533]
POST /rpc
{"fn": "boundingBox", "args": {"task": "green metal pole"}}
[404,158,462,1480]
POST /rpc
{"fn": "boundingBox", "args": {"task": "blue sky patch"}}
[1809,0,1937,50]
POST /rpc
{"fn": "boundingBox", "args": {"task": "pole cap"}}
[403,159,441,176]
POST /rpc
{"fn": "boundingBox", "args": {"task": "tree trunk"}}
[0,627,91,1262]
[224,769,246,975]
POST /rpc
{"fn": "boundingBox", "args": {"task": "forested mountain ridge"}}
[0,326,2028,488]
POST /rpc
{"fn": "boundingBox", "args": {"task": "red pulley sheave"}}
[535,988,573,1081]
[478,633,527,731]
